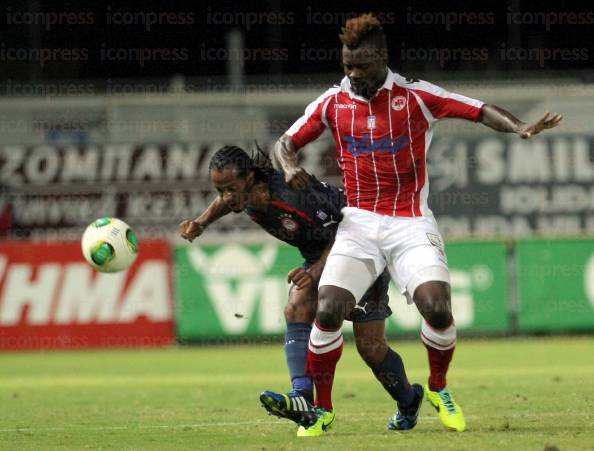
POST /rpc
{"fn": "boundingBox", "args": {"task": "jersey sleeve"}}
[409,80,484,122]
[285,87,340,149]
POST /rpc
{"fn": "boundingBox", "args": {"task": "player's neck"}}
[246,181,270,211]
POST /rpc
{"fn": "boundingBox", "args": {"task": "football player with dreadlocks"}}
[180,144,421,436]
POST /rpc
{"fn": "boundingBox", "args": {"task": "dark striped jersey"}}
[246,170,344,264]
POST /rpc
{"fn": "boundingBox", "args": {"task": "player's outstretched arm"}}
[478,104,562,139]
[274,134,310,190]
[179,197,231,242]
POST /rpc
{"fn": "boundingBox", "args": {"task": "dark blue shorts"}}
[348,269,392,322]
[303,261,391,323]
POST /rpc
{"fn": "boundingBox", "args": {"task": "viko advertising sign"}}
[174,241,509,340]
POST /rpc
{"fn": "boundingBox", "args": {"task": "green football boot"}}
[296,408,336,437]
[424,385,466,432]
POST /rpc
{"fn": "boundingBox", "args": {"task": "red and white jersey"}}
[286,70,484,217]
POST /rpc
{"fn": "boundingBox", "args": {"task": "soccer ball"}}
[81,217,139,273]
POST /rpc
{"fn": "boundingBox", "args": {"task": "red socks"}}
[420,320,456,391]
[424,345,454,391]
[306,322,343,411]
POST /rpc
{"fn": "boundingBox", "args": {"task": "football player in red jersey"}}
[274,13,562,434]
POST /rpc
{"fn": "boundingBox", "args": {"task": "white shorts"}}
[319,207,450,302]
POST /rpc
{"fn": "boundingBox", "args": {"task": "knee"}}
[414,283,453,330]
[316,287,351,329]
[284,302,299,322]
[424,299,453,329]
[316,298,343,329]
[356,338,388,367]
[284,294,315,324]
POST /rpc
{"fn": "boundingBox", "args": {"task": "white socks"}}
[308,323,343,354]
[420,320,456,350]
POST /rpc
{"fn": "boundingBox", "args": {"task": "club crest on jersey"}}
[391,96,406,111]
[280,214,299,232]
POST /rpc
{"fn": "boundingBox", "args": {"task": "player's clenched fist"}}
[179,219,205,242]
[287,267,315,290]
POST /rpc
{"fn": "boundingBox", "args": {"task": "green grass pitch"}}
[0,337,593,450]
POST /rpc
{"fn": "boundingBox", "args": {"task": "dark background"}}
[1,0,594,89]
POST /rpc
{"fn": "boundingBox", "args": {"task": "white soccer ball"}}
[81,217,139,273]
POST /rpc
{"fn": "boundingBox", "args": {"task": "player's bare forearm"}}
[194,196,232,227]
[274,134,310,189]
[479,104,562,139]
[478,104,525,134]
[179,197,231,242]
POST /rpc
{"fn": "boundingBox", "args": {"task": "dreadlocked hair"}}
[250,141,275,180]
[209,145,252,178]
[209,143,274,181]
[339,13,387,50]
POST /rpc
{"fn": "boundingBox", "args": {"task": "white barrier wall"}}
[1,80,593,240]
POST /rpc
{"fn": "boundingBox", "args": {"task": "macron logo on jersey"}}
[344,134,409,157]
[334,103,356,109]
